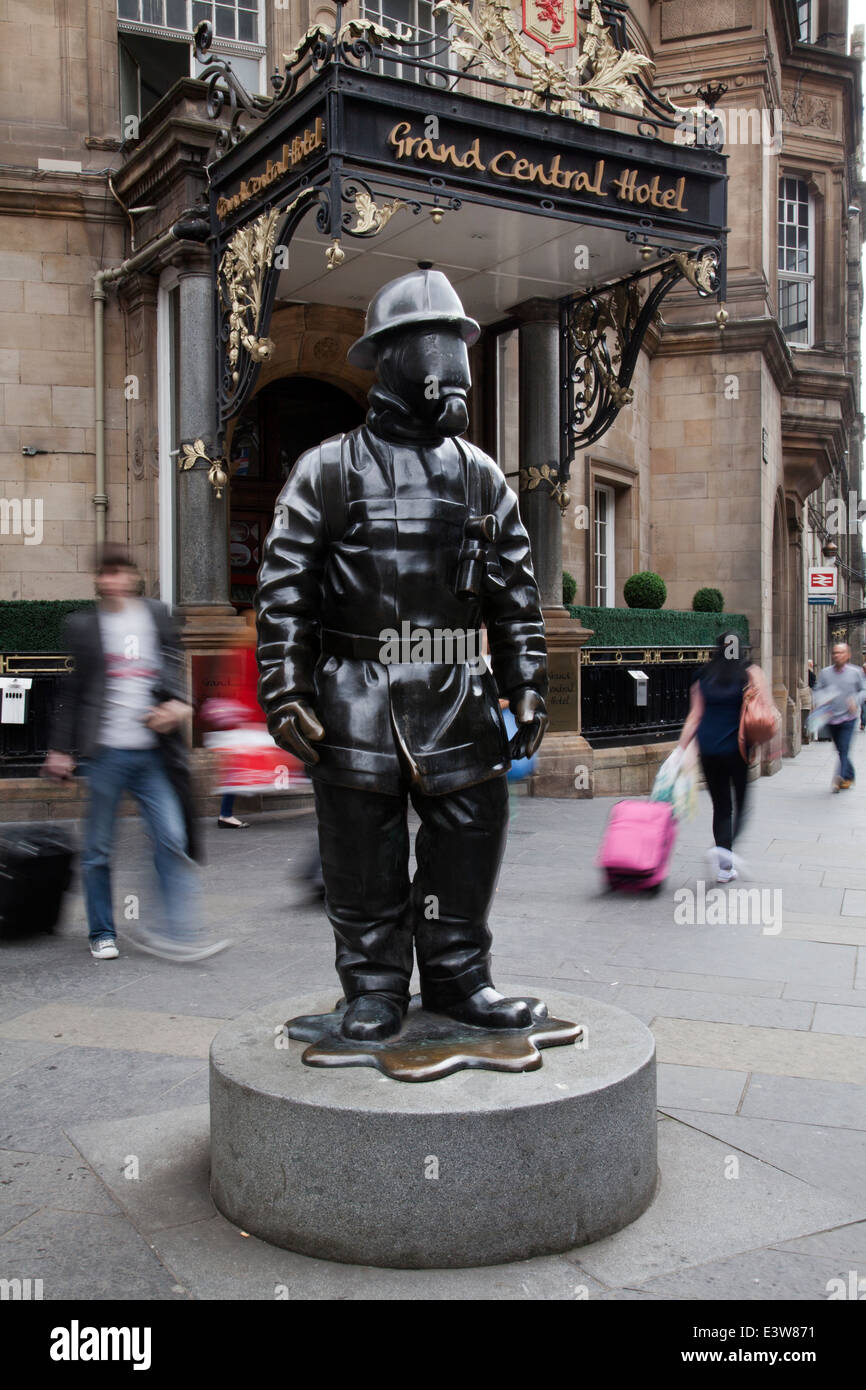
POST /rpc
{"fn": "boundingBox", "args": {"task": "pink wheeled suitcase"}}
[597,799,677,892]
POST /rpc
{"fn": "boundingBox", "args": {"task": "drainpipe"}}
[91,216,209,552]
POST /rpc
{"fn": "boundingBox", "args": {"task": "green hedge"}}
[0,598,752,656]
[0,600,97,653]
[569,606,750,648]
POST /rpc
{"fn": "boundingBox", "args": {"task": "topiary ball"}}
[692,587,725,613]
[623,571,667,609]
[562,569,577,605]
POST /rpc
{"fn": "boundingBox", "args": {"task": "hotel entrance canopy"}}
[196,1,727,480]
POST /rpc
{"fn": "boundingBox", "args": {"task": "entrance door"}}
[228,377,365,607]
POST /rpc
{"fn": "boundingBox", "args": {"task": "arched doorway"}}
[227,376,366,607]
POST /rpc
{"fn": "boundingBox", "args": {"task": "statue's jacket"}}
[256,425,548,796]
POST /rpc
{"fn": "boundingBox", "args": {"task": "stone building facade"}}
[0,0,863,791]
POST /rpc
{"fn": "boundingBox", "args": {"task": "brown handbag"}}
[738,676,779,760]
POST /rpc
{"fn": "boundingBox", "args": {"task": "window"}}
[594,484,615,607]
[778,176,814,347]
[795,0,816,43]
[118,0,259,43]
[361,0,451,82]
[118,0,264,133]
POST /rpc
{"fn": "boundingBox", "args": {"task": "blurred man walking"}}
[813,643,866,791]
[43,547,230,961]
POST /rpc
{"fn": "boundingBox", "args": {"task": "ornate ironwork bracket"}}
[339,176,461,238]
[214,172,462,433]
[560,245,722,469]
[215,184,326,433]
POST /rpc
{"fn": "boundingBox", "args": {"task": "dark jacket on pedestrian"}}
[50,600,200,860]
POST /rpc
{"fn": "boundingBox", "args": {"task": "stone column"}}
[511,298,594,797]
[514,299,562,608]
[174,251,244,759]
[176,257,232,612]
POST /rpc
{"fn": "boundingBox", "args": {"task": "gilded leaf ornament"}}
[672,249,719,295]
[432,0,654,119]
[218,189,316,388]
[219,208,280,387]
[348,191,408,236]
[179,439,209,471]
[282,18,411,68]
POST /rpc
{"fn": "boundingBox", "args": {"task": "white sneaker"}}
[717,867,738,884]
[90,936,119,960]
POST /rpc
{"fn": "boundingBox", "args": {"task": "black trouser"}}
[699,750,749,852]
[312,774,509,1009]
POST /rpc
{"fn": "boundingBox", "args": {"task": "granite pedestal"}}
[209,991,657,1268]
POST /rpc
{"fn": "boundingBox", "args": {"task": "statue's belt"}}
[321,627,484,665]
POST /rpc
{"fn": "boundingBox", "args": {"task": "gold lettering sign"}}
[386,121,688,212]
[216,118,326,220]
[611,168,687,212]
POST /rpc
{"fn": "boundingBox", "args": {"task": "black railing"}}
[581,649,703,746]
[0,658,68,777]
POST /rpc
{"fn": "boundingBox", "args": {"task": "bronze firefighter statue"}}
[256,269,549,1043]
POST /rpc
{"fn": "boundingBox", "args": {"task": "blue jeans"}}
[81,747,200,943]
[829,718,857,783]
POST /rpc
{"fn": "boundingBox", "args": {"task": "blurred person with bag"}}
[43,546,230,962]
[678,633,775,883]
[812,642,866,790]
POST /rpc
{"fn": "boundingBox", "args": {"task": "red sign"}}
[809,569,836,590]
[522,0,578,52]
[808,567,837,605]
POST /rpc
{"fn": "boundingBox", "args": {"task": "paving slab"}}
[782,984,866,1008]
[811,1003,866,1038]
[779,1220,866,1266]
[625,1244,854,1300]
[657,1064,749,1114]
[653,1017,866,1084]
[0,1204,40,1237]
[607,932,857,989]
[66,1105,215,1234]
[741,1073,866,1130]
[0,1045,208,1156]
[663,1110,866,1204]
[566,1118,863,1290]
[0,1038,68,1083]
[652,971,785,997]
[772,920,866,947]
[0,1206,187,1301]
[0,1147,120,1215]
[0,1003,227,1058]
[616,986,813,1031]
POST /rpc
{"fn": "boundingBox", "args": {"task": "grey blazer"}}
[50,599,187,759]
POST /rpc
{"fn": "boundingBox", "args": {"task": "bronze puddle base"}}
[283,995,583,1082]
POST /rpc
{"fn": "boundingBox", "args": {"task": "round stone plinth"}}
[209,991,657,1268]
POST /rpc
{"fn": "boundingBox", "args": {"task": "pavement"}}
[1,740,866,1301]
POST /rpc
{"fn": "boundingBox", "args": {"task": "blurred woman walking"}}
[678,634,772,883]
